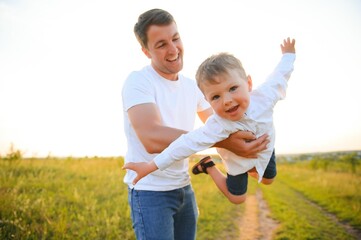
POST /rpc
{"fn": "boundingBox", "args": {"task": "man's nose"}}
[168,42,179,54]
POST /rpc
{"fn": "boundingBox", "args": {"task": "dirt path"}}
[238,188,279,240]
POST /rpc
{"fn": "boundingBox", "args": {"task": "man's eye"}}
[156,43,166,48]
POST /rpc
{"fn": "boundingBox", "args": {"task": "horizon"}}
[2,141,360,159]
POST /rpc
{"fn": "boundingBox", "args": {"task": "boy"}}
[123,37,296,204]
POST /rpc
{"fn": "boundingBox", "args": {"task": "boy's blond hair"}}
[196,53,248,91]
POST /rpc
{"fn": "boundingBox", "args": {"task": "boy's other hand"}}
[122,161,158,185]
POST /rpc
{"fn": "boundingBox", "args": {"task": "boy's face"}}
[201,69,252,121]
[142,22,184,81]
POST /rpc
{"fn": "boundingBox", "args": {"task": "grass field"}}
[0,157,133,239]
[0,153,360,239]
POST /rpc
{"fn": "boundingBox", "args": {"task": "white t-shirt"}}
[122,65,210,190]
[154,53,296,182]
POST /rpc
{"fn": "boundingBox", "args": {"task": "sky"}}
[1,0,361,157]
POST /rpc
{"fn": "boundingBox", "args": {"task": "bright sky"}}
[1,0,361,157]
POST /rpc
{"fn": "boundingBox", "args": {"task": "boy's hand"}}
[281,37,296,54]
[122,161,158,185]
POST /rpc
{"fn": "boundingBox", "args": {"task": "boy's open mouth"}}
[226,105,239,113]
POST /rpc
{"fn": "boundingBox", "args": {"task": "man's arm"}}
[123,107,215,184]
[197,108,269,158]
[128,103,187,154]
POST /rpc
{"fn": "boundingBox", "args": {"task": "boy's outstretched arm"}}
[281,37,296,54]
[122,161,158,185]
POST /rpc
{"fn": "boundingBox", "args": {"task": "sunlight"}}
[1,0,361,157]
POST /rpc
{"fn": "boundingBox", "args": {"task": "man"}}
[122,8,268,240]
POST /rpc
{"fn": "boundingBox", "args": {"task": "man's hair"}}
[134,9,175,49]
[196,52,248,88]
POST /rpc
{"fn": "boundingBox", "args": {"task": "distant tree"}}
[309,158,318,170]
[320,157,331,171]
[341,153,360,174]
[308,156,330,171]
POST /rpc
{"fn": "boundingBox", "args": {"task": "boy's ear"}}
[247,75,253,91]
[142,47,151,59]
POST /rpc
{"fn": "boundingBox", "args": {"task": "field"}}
[0,152,360,239]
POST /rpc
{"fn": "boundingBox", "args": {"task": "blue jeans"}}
[128,185,198,240]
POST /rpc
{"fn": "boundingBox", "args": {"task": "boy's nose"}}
[224,94,232,105]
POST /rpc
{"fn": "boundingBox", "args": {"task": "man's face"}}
[142,22,184,81]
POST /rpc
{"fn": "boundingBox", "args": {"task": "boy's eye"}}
[230,86,238,92]
[211,95,220,101]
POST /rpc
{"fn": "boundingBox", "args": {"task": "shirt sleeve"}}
[252,53,296,107]
[122,71,155,111]
[154,116,231,170]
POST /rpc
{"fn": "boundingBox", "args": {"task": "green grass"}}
[1,156,360,239]
[261,162,361,240]
[0,158,133,240]
[0,158,243,240]
[261,179,354,239]
[277,163,361,229]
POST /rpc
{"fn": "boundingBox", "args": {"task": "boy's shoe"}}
[192,156,215,175]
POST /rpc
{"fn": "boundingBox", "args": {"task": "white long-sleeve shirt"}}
[154,53,296,182]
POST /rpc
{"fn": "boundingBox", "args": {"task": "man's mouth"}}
[167,55,179,62]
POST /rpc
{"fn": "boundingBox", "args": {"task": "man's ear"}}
[142,47,151,59]
[247,75,253,91]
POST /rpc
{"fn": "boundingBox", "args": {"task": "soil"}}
[238,188,278,240]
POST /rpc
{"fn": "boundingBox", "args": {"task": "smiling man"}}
[121,8,269,240]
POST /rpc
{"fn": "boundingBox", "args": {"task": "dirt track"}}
[238,189,278,240]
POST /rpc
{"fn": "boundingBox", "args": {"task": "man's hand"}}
[215,131,269,158]
[122,161,158,185]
